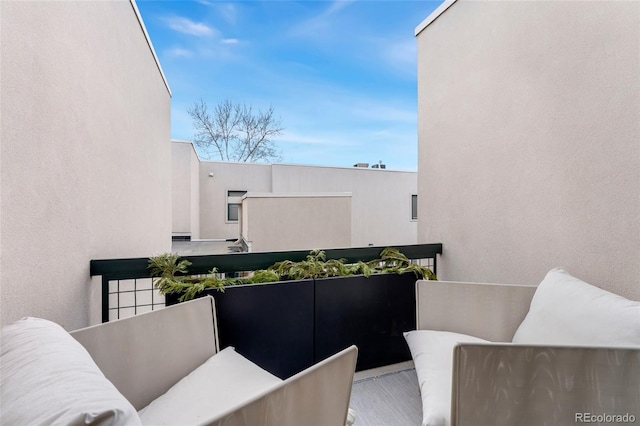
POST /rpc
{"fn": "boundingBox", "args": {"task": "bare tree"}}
[187,99,284,162]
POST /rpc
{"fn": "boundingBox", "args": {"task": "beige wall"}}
[1,1,172,329]
[198,161,273,239]
[241,193,352,252]
[416,1,639,299]
[272,164,417,247]
[172,141,200,238]
[175,152,418,246]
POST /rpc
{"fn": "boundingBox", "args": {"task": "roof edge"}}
[129,0,172,96]
[171,141,417,173]
[243,192,353,199]
[415,0,458,36]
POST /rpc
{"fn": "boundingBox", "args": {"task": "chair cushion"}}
[138,346,282,425]
[1,317,141,426]
[512,268,640,347]
[404,330,489,426]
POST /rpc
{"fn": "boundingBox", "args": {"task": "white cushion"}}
[404,330,488,426]
[138,346,282,425]
[512,268,640,347]
[1,317,141,426]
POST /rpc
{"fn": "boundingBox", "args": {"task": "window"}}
[227,190,247,222]
[411,194,418,220]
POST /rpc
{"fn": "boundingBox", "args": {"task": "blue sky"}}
[136,0,444,170]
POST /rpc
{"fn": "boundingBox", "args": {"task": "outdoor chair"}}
[1,296,358,425]
[404,268,640,426]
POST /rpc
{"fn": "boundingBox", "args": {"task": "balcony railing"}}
[91,243,442,377]
[90,243,442,323]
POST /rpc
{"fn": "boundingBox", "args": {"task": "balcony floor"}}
[350,363,422,426]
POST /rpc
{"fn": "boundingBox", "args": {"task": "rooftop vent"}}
[353,163,369,168]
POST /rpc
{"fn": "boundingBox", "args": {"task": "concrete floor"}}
[350,366,422,426]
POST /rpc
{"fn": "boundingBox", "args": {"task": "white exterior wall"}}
[241,193,352,252]
[174,149,418,247]
[198,161,273,240]
[1,1,172,329]
[416,1,640,299]
[172,141,200,239]
[271,164,417,247]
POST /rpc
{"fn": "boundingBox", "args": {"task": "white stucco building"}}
[415,0,639,299]
[173,141,418,251]
[1,1,172,329]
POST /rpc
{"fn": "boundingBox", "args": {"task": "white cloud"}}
[194,1,238,25]
[216,3,238,26]
[221,38,239,45]
[289,0,356,40]
[166,47,194,58]
[385,39,416,67]
[289,83,415,126]
[325,0,356,16]
[375,38,417,78]
[161,16,216,37]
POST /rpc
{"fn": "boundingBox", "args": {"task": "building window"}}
[227,190,247,222]
[411,194,418,220]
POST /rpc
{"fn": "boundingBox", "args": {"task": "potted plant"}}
[148,247,436,376]
[149,247,435,301]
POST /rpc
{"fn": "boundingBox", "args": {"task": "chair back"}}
[71,296,219,409]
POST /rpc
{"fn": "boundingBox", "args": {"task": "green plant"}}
[148,253,224,302]
[371,247,438,280]
[149,247,436,302]
[148,253,190,283]
[269,249,355,280]
[242,269,281,284]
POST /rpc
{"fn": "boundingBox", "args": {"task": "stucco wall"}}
[172,141,200,238]
[189,144,201,240]
[241,193,352,252]
[198,161,273,239]
[181,156,417,246]
[416,1,639,299]
[272,164,417,247]
[1,1,172,329]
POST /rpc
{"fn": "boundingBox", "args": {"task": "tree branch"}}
[188,99,283,162]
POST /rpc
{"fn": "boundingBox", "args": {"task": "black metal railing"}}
[90,243,443,323]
